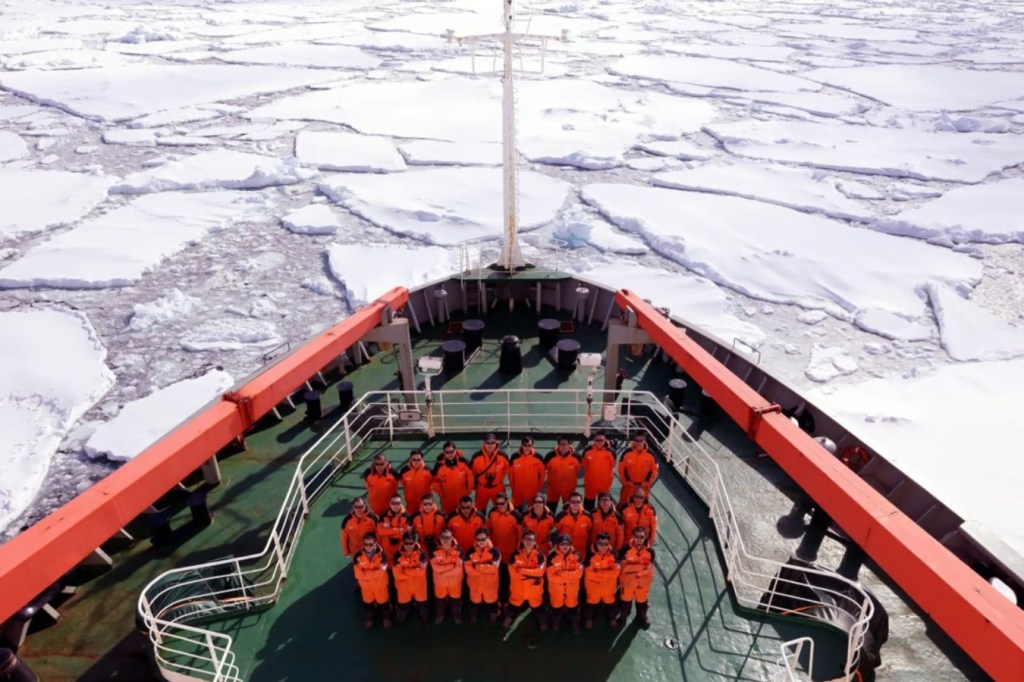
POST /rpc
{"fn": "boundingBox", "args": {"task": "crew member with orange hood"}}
[508,436,546,508]
[583,532,621,629]
[502,530,546,629]
[363,454,399,516]
[411,494,446,553]
[581,433,617,511]
[618,526,655,628]
[618,433,659,504]
[377,493,411,563]
[465,529,502,624]
[447,496,485,553]
[486,492,522,563]
[545,436,582,512]
[590,492,624,550]
[471,433,510,511]
[429,529,464,624]
[399,450,433,510]
[555,492,593,557]
[340,497,378,557]
[352,532,391,629]
[392,531,429,624]
[522,495,557,555]
[432,443,474,514]
[620,488,657,545]
[546,534,584,633]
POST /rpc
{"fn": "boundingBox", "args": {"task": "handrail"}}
[139,388,872,682]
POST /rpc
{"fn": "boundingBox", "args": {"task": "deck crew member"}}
[502,530,546,629]
[432,440,467,468]
[399,450,433,510]
[555,492,593,558]
[546,534,584,634]
[581,433,617,511]
[465,529,502,624]
[618,433,659,504]
[393,531,429,624]
[584,532,621,630]
[618,526,655,629]
[363,454,400,516]
[411,494,446,553]
[429,529,465,624]
[486,492,523,563]
[447,496,485,554]
[508,436,546,509]
[590,492,624,550]
[352,532,391,629]
[432,443,474,514]
[340,497,379,558]
[545,436,582,513]
[522,495,557,555]
[378,494,411,563]
[620,488,657,545]
[471,433,511,511]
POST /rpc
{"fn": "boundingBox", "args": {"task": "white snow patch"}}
[635,139,713,161]
[282,204,341,235]
[854,308,933,342]
[0,169,113,240]
[127,289,203,331]
[0,131,29,162]
[84,370,234,462]
[609,54,817,93]
[112,149,314,194]
[181,319,283,351]
[797,310,828,325]
[294,131,406,173]
[925,284,1024,361]
[327,243,465,308]
[553,209,648,255]
[398,140,501,167]
[214,44,381,70]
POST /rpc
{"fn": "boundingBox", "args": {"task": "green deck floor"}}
[19,306,846,680]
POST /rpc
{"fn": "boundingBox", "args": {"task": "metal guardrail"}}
[138,388,872,682]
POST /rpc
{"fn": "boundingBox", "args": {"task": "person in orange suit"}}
[546,534,584,633]
[502,530,546,629]
[377,494,410,563]
[352,532,391,629]
[487,492,523,563]
[432,440,467,468]
[590,492,624,551]
[618,433,659,504]
[393,531,429,624]
[619,488,657,545]
[584,532,621,630]
[522,495,556,555]
[432,444,474,514]
[618,526,656,628]
[430,529,464,624]
[582,433,616,511]
[447,496,485,553]
[411,494,446,553]
[545,436,582,512]
[363,454,399,516]
[508,436,546,509]
[555,492,593,558]
[341,497,378,558]
[399,450,433,510]
[471,433,510,511]
[465,529,502,624]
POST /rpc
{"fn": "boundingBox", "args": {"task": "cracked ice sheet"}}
[873,178,1024,244]
[0,191,273,289]
[807,359,1024,558]
[608,54,819,93]
[580,183,981,319]
[805,64,1024,112]
[320,167,570,245]
[572,262,764,345]
[706,119,1024,183]
[111,149,315,194]
[85,370,234,462]
[652,162,874,222]
[0,309,114,534]
[213,44,381,70]
[925,284,1024,362]
[0,168,113,241]
[0,64,339,122]
[294,131,406,173]
[327,243,466,308]
[0,131,29,162]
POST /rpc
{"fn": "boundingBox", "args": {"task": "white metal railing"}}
[138,388,872,681]
[775,637,815,681]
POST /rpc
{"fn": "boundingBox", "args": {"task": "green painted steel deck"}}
[19,308,849,681]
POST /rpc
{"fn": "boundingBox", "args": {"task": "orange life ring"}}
[840,446,871,473]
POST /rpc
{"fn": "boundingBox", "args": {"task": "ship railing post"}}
[271,529,288,579]
[343,413,354,464]
[387,392,395,442]
[297,470,310,518]
[506,390,511,434]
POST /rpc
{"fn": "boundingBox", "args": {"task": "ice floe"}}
[84,370,234,462]
[181,319,284,351]
[320,167,570,245]
[0,131,29,162]
[0,191,272,289]
[127,289,203,332]
[0,168,113,240]
[282,204,341,235]
[214,44,381,70]
[553,208,648,255]
[294,131,406,172]
[609,54,817,93]
[0,309,114,533]
[853,308,932,342]
[398,140,501,167]
[925,284,1024,361]
[805,344,859,383]
[326,243,464,308]
[111,149,314,193]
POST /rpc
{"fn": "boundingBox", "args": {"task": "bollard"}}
[499,335,522,375]
[187,491,213,528]
[338,381,354,413]
[147,510,173,546]
[0,649,39,682]
[304,390,322,421]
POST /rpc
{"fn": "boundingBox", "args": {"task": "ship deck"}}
[17,307,983,681]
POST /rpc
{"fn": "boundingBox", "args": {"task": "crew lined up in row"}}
[362,431,660,516]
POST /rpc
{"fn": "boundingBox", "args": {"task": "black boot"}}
[451,598,464,625]
[469,602,480,625]
[488,603,501,624]
[417,601,430,623]
[434,598,447,625]
[396,602,409,625]
[550,608,563,632]
[502,603,519,629]
[604,603,620,628]
[362,602,375,629]
[583,603,595,630]
[381,604,393,630]
[615,599,631,628]
[568,607,582,635]
[536,605,550,632]
[635,601,650,629]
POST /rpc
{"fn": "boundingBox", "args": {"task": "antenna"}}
[447,0,568,272]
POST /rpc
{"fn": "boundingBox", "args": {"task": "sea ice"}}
[853,308,932,342]
[127,289,203,331]
[925,284,1024,361]
[294,131,406,173]
[282,204,341,235]
[609,54,818,93]
[0,169,113,240]
[214,44,381,70]
[398,140,501,167]
[326,243,465,308]
[111,149,314,193]
[181,319,284,351]
[0,131,28,162]
[805,344,859,383]
[553,209,648,255]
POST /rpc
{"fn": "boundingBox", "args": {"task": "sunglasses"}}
[476,538,488,543]
[570,500,582,505]
[390,500,402,505]
[353,505,366,510]
[363,541,375,546]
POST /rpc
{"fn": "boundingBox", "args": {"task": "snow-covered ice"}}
[609,54,817,93]
[327,243,465,308]
[398,140,501,167]
[111,149,314,193]
[925,284,1024,362]
[294,131,406,173]
[181,319,284,351]
[214,44,381,70]
[282,204,341,235]
[854,308,933,342]
[84,370,234,462]
[0,309,114,533]
[0,131,29,162]
[553,209,648,255]
[0,169,113,240]
[805,344,859,383]
[127,289,203,331]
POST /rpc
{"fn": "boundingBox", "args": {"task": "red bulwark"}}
[614,289,1024,682]
[0,287,409,626]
